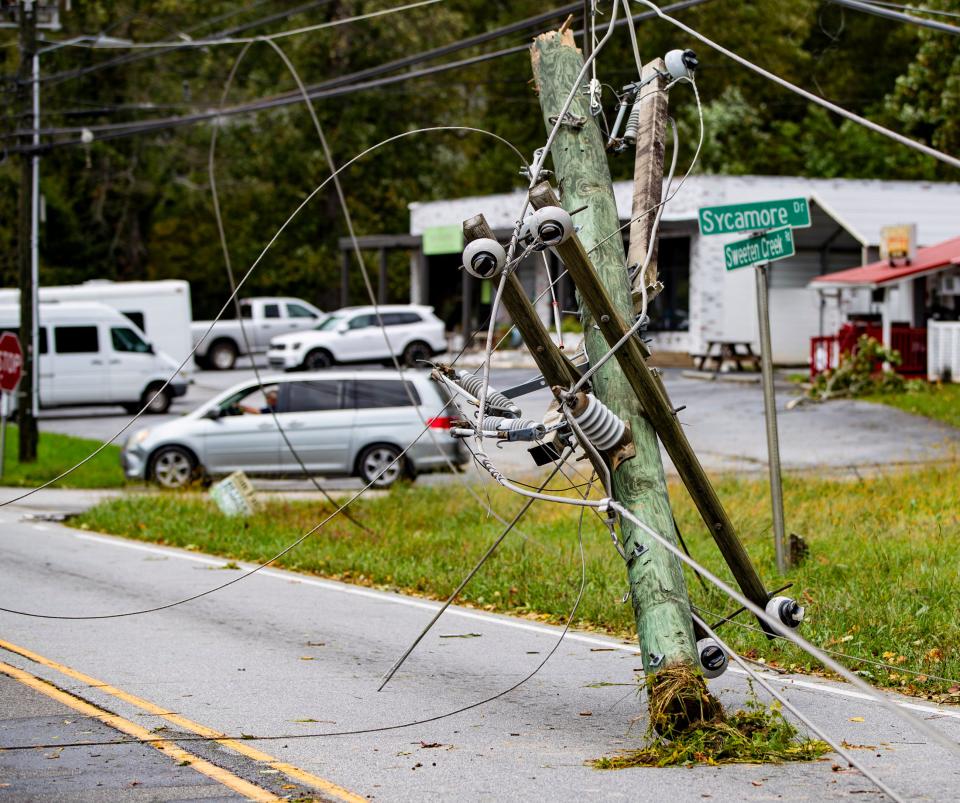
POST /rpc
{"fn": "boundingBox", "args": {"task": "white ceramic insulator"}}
[696,637,728,679]
[572,395,625,452]
[455,371,521,418]
[482,416,546,439]
[462,238,506,279]
[765,596,805,629]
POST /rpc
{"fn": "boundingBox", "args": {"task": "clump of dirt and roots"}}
[592,666,831,769]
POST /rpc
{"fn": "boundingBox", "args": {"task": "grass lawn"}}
[74,465,960,701]
[1,425,125,488]
[866,383,960,429]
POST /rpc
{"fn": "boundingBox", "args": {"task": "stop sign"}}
[0,331,23,394]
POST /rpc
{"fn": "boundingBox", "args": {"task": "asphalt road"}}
[1,496,959,801]
[37,365,960,490]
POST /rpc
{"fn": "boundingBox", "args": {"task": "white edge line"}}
[68,530,960,722]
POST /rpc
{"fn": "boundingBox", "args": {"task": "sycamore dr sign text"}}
[698,197,810,236]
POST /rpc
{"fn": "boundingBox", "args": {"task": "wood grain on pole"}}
[627,58,669,308]
[529,182,770,611]
[532,29,698,675]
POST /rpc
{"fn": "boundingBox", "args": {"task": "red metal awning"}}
[811,235,960,289]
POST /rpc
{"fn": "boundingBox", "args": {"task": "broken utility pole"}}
[626,58,669,310]
[531,29,706,726]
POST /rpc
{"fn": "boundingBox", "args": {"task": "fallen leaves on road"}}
[849,717,865,723]
[438,633,482,639]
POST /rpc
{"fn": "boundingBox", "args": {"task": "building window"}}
[647,237,690,331]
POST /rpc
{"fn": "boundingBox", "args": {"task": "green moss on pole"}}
[530,30,700,692]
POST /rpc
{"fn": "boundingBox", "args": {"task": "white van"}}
[0,280,193,372]
[0,301,188,413]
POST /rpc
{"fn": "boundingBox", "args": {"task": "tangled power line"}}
[2,3,960,799]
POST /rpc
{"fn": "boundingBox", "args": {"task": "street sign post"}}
[698,202,803,572]
[724,226,796,271]
[0,331,24,480]
[753,263,787,573]
[699,197,810,236]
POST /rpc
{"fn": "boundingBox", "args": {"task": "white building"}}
[404,175,959,363]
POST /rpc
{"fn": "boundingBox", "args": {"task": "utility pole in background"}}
[16,0,38,462]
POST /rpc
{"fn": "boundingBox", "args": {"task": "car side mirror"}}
[203,407,221,420]
[336,322,349,334]
[147,344,155,354]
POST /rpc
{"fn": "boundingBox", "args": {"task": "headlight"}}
[131,429,151,446]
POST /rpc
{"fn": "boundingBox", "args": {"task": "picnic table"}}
[690,340,761,373]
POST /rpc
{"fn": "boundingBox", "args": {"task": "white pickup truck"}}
[191,297,324,370]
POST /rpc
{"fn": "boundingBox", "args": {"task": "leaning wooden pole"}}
[626,57,669,309]
[531,29,710,727]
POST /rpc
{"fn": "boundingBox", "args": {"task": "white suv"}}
[267,305,447,371]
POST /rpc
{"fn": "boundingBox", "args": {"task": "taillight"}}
[427,416,454,429]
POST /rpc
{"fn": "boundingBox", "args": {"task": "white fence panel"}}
[927,321,960,382]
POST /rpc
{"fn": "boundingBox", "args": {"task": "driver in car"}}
[241,388,278,415]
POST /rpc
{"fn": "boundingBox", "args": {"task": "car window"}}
[398,312,422,324]
[352,379,419,409]
[240,301,252,319]
[54,325,99,354]
[283,381,342,413]
[287,303,316,318]
[111,327,151,353]
[263,303,281,319]
[315,314,342,331]
[348,314,375,330]
[38,327,48,355]
[217,384,278,416]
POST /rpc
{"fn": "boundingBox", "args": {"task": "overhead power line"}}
[36,0,338,85]
[2,0,713,152]
[632,0,960,169]
[865,0,960,18]
[828,0,960,34]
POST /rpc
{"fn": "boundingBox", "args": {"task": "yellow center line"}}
[0,638,365,803]
[0,660,279,802]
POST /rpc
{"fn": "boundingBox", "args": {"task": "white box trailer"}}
[0,280,193,371]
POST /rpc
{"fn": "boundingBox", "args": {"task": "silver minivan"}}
[122,370,467,489]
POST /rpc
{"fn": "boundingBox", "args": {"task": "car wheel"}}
[142,384,172,414]
[357,444,404,489]
[304,349,334,370]
[150,446,197,490]
[209,340,238,370]
[402,341,432,368]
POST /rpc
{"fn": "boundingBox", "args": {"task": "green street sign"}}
[699,197,810,235]
[724,227,795,270]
